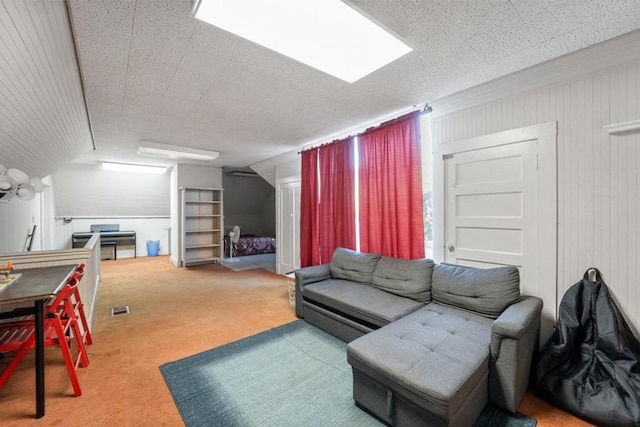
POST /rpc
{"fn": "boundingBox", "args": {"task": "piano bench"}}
[101,241,117,261]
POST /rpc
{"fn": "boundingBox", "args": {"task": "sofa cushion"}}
[302,279,423,327]
[372,257,434,302]
[432,264,520,318]
[329,248,381,284]
[347,304,491,417]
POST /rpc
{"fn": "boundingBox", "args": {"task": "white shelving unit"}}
[180,187,223,267]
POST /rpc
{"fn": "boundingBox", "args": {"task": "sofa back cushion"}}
[372,257,434,302]
[330,248,381,284]
[432,264,520,318]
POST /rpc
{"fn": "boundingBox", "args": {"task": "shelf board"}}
[185,244,221,249]
[183,257,220,266]
[181,187,223,268]
[185,201,222,204]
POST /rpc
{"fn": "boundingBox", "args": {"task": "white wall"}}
[53,163,170,217]
[0,193,41,253]
[430,59,640,336]
[47,163,171,258]
[275,159,301,180]
[176,163,222,189]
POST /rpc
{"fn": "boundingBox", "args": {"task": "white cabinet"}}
[180,187,223,267]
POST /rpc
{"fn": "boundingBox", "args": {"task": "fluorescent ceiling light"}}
[192,0,412,83]
[137,141,220,161]
[102,162,167,174]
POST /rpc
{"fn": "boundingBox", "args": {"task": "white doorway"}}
[434,122,557,342]
[276,177,301,275]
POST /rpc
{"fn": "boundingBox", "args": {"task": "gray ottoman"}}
[347,304,493,426]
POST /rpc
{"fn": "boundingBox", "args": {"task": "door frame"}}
[433,121,558,329]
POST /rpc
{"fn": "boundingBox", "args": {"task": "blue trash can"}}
[146,240,160,257]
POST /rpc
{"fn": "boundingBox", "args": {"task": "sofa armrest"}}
[491,296,543,354]
[488,295,543,413]
[295,264,331,288]
[294,264,331,317]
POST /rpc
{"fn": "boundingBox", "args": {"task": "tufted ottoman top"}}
[347,303,492,418]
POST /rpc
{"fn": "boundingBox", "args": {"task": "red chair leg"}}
[51,314,82,396]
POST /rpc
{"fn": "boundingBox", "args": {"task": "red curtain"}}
[300,147,319,267]
[300,138,356,266]
[318,138,356,264]
[358,112,424,259]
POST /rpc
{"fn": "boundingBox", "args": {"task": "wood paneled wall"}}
[431,61,640,335]
[0,0,93,178]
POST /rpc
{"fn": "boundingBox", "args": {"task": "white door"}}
[276,179,301,275]
[436,122,557,344]
[444,141,537,293]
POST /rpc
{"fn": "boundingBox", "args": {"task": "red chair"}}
[0,277,89,396]
[69,264,93,345]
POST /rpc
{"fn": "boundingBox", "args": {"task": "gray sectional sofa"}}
[295,248,542,426]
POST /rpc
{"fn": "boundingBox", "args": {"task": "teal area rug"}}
[160,321,537,427]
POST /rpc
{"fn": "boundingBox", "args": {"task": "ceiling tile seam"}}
[120,0,138,118]
[157,27,199,122]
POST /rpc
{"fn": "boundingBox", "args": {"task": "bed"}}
[224,234,276,257]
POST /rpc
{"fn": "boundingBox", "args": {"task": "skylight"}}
[192,0,412,83]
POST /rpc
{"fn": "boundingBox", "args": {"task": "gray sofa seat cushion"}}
[347,303,492,417]
[302,279,423,327]
[329,248,381,284]
[432,264,520,318]
[372,257,434,302]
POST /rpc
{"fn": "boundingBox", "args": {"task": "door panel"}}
[445,140,537,295]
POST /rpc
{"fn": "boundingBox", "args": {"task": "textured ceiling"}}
[67,0,640,168]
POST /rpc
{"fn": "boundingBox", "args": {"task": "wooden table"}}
[0,265,77,418]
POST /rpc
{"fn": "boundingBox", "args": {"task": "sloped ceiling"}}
[0,0,93,179]
[2,1,640,176]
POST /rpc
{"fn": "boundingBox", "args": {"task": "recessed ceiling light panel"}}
[102,162,167,174]
[192,0,412,83]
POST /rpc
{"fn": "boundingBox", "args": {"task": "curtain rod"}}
[298,103,431,154]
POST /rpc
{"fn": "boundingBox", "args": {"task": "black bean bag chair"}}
[533,268,640,427]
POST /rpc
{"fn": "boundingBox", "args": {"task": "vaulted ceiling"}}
[2,0,640,177]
